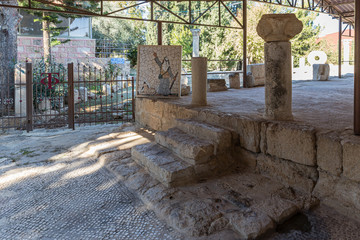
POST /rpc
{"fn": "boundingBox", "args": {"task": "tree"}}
[92,1,146,66]
[145,1,236,70]
[0,0,22,99]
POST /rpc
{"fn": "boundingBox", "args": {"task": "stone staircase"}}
[131,119,234,187]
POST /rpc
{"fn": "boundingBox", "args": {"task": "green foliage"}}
[145,2,328,70]
[91,1,146,65]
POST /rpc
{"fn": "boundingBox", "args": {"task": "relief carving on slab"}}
[137,45,182,97]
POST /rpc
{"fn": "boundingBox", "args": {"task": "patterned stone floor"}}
[0,125,183,240]
[1,125,360,240]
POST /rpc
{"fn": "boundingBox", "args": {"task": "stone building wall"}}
[17,36,96,64]
[135,97,360,222]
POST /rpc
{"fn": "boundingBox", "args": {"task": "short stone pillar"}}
[191,57,207,105]
[190,29,201,57]
[343,39,351,66]
[229,73,240,89]
[257,14,303,120]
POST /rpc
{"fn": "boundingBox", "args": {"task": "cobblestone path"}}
[0,126,182,240]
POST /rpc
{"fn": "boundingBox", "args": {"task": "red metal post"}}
[355,0,360,135]
[243,0,247,87]
[158,21,162,45]
[68,63,75,130]
[132,77,135,121]
[26,63,33,132]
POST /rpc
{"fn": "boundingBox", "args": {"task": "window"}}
[18,10,92,38]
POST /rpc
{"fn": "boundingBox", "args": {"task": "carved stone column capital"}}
[257,14,303,42]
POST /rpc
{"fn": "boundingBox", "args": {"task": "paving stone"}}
[229,209,275,239]
[155,128,214,164]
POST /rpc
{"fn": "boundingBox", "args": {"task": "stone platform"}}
[135,76,360,224]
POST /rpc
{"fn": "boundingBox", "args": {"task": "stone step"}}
[155,128,214,165]
[131,143,195,187]
[175,119,232,152]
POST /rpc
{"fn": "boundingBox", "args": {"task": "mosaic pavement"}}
[1,125,360,240]
[0,126,183,240]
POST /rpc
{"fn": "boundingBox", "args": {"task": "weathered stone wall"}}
[17,36,96,63]
[135,97,360,221]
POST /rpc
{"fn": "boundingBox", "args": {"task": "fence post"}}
[68,63,75,130]
[132,77,135,121]
[26,63,33,132]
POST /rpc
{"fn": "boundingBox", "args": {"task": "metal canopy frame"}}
[1,0,245,29]
[0,0,359,135]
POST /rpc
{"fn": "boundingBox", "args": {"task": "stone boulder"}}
[181,84,190,96]
[208,79,227,92]
[313,64,330,81]
[244,64,265,88]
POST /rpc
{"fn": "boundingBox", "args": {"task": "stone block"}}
[313,64,330,81]
[131,143,195,187]
[244,64,265,88]
[175,119,232,152]
[342,135,360,182]
[78,47,91,53]
[266,123,316,166]
[207,79,227,92]
[235,117,261,153]
[229,73,240,89]
[317,131,342,176]
[230,210,274,239]
[313,170,360,222]
[155,128,214,164]
[233,147,257,169]
[21,39,31,45]
[181,84,190,96]
[256,154,318,193]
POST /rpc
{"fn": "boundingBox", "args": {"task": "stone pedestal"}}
[257,14,303,121]
[191,57,207,105]
[190,29,201,57]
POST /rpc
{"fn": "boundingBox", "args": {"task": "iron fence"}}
[0,62,135,132]
[0,66,27,131]
[73,63,135,127]
[95,39,132,58]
